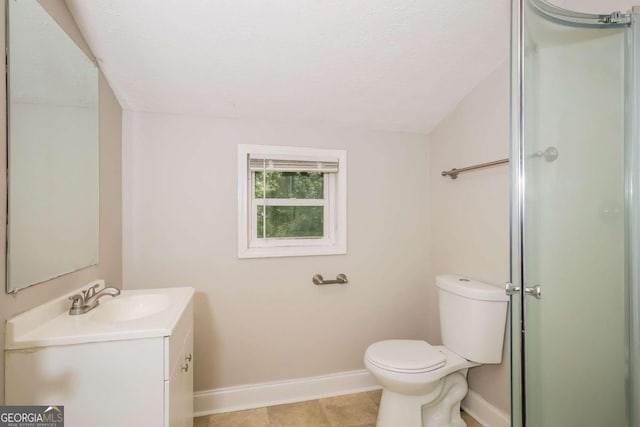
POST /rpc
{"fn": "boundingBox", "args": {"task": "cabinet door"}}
[182,328,194,427]
[168,326,194,427]
[7,339,165,427]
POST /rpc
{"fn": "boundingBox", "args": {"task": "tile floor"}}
[194,390,483,426]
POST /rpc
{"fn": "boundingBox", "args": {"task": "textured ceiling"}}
[65,0,511,134]
[63,0,636,134]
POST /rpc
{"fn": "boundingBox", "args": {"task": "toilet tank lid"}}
[436,274,508,302]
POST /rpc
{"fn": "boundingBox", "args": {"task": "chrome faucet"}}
[68,284,121,315]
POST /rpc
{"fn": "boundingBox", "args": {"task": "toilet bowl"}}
[365,341,478,427]
[364,275,508,427]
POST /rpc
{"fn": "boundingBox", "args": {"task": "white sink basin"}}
[92,294,172,323]
[5,284,195,350]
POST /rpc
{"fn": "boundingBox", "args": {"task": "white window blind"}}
[248,155,339,173]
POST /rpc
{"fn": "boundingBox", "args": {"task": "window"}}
[238,144,347,258]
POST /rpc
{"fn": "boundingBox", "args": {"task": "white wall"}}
[428,63,511,413]
[122,112,431,392]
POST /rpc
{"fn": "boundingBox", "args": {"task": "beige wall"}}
[122,111,431,392]
[0,0,122,403]
[428,63,511,413]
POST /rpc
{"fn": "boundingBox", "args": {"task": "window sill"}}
[238,244,347,259]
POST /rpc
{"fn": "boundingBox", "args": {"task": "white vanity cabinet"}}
[5,285,195,427]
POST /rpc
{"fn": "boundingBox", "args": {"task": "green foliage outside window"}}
[254,171,323,199]
[257,206,324,238]
[255,172,325,238]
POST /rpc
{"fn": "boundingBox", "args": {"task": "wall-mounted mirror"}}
[6,0,99,293]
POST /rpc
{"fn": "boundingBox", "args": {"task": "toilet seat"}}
[365,340,446,374]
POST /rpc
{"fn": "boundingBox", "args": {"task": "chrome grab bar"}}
[313,274,348,285]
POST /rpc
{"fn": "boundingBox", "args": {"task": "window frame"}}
[237,144,347,259]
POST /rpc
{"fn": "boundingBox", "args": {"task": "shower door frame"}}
[626,9,640,427]
[509,1,638,426]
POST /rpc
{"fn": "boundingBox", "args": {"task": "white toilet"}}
[364,274,508,427]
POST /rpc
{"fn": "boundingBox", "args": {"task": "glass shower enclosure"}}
[510,1,640,426]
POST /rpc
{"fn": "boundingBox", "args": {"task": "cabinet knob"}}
[185,353,192,362]
[182,363,189,372]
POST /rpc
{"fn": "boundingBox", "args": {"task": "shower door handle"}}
[505,282,541,299]
[505,282,520,296]
[525,285,542,300]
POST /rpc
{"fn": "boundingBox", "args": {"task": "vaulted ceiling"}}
[64,0,635,134]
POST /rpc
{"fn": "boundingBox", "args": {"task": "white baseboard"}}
[194,369,380,417]
[195,370,510,427]
[461,389,510,427]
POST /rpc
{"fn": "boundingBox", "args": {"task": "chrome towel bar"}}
[441,147,557,180]
[313,274,348,285]
[441,158,509,180]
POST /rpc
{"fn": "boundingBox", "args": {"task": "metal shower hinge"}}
[600,11,631,24]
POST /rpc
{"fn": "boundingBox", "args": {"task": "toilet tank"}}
[437,274,509,364]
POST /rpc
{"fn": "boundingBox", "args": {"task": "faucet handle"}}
[69,294,84,308]
[83,284,100,300]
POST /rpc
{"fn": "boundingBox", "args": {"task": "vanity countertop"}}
[5,282,195,350]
